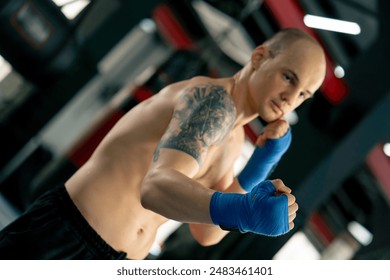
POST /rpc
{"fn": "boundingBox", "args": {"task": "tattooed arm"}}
[141,84,236,226]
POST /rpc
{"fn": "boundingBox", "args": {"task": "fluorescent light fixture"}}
[347,221,373,246]
[383,143,390,157]
[304,14,361,35]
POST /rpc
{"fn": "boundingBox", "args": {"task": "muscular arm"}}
[188,171,245,246]
[141,84,236,225]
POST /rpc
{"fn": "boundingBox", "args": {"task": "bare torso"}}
[65,77,244,259]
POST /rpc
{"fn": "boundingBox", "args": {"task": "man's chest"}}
[194,132,243,188]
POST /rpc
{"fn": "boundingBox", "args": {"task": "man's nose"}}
[281,89,299,105]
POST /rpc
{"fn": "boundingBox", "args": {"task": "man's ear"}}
[251,45,270,70]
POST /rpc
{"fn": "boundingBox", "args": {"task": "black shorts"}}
[0,184,127,260]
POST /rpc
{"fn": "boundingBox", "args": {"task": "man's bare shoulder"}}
[187,76,233,88]
[157,76,232,106]
[160,76,221,92]
[188,75,218,84]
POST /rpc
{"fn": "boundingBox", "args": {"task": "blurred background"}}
[0,0,389,260]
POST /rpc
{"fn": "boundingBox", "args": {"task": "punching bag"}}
[0,0,79,86]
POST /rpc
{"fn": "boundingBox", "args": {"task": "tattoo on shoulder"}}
[153,84,236,164]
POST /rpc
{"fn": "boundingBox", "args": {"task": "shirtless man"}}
[0,28,326,259]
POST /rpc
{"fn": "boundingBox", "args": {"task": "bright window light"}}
[304,14,361,35]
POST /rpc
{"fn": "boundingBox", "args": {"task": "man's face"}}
[248,40,326,123]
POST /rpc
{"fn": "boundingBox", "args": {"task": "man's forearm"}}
[187,176,242,246]
[141,168,215,224]
[189,222,229,246]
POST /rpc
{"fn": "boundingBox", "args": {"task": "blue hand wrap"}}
[209,180,289,236]
[238,129,292,192]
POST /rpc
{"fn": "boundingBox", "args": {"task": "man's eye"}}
[283,74,292,82]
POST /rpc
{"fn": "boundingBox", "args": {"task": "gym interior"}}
[0,0,389,260]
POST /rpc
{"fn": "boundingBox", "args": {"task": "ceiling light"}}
[347,221,373,246]
[139,19,156,33]
[383,143,390,157]
[334,65,345,78]
[303,14,361,35]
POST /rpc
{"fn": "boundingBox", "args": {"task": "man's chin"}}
[266,113,285,123]
[258,115,279,125]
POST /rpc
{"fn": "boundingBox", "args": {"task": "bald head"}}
[260,28,327,89]
[244,28,327,122]
[263,28,324,58]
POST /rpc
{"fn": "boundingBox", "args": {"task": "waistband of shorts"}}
[55,184,128,260]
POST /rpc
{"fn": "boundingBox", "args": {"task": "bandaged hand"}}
[210,179,298,236]
[238,120,292,192]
